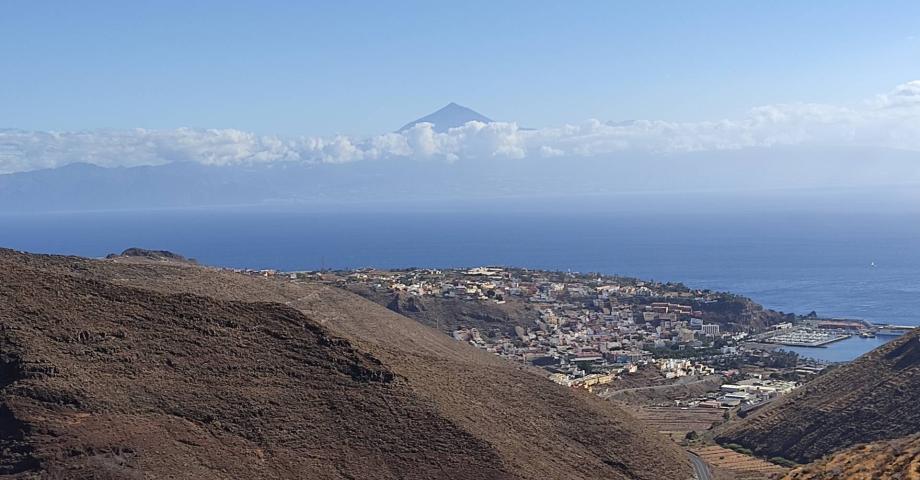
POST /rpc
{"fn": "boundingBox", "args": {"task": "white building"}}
[701,324,720,336]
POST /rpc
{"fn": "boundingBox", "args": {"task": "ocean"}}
[2,208,917,360]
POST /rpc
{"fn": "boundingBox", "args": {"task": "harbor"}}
[760,327,851,348]
[751,321,912,363]
[779,335,900,363]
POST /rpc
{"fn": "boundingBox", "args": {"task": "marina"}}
[761,328,851,348]
[779,335,900,363]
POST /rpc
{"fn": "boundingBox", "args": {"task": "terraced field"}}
[690,445,788,480]
[631,406,726,439]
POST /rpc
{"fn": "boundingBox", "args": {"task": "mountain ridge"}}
[3,146,920,213]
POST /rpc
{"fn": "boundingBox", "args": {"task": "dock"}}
[762,328,851,348]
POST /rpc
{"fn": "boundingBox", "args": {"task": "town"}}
[232,265,862,416]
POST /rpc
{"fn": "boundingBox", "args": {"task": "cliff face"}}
[716,328,920,463]
[0,249,692,480]
[690,295,791,332]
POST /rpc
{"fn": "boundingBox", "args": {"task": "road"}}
[688,452,713,480]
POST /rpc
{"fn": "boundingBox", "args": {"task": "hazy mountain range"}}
[1,105,919,213]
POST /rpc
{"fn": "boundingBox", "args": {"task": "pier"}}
[874,325,914,336]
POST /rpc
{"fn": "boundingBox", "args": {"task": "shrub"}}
[724,443,753,455]
[769,457,797,468]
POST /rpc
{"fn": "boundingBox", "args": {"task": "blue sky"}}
[2,1,919,136]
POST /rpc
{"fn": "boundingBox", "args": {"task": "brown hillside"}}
[716,327,920,463]
[782,434,920,480]
[346,286,540,337]
[0,249,692,480]
[0,261,510,479]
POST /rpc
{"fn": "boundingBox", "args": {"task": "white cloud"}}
[2,81,920,174]
[539,145,564,157]
[874,80,920,109]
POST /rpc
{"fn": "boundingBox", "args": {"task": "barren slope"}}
[782,434,920,480]
[346,286,541,337]
[0,249,692,480]
[0,260,513,479]
[717,327,920,463]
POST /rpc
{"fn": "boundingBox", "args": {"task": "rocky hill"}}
[106,247,197,264]
[716,327,920,463]
[782,434,920,480]
[689,295,792,332]
[0,249,692,479]
[345,286,540,338]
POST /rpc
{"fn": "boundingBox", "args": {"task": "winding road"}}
[689,452,713,480]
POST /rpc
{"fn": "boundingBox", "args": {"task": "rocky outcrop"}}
[106,247,197,264]
[350,287,541,338]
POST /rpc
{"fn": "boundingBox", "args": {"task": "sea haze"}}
[2,208,918,330]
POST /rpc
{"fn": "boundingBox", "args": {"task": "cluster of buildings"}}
[656,358,716,379]
[320,266,756,390]
[702,377,798,409]
[251,265,829,415]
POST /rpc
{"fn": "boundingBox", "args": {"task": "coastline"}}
[1,209,917,330]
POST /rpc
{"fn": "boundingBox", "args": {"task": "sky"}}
[2,1,920,137]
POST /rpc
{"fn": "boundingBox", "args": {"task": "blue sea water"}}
[780,335,899,363]
[2,208,918,361]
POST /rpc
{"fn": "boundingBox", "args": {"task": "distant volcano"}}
[398,102,492,132]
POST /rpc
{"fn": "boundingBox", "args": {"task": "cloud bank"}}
[2,81,920,174]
